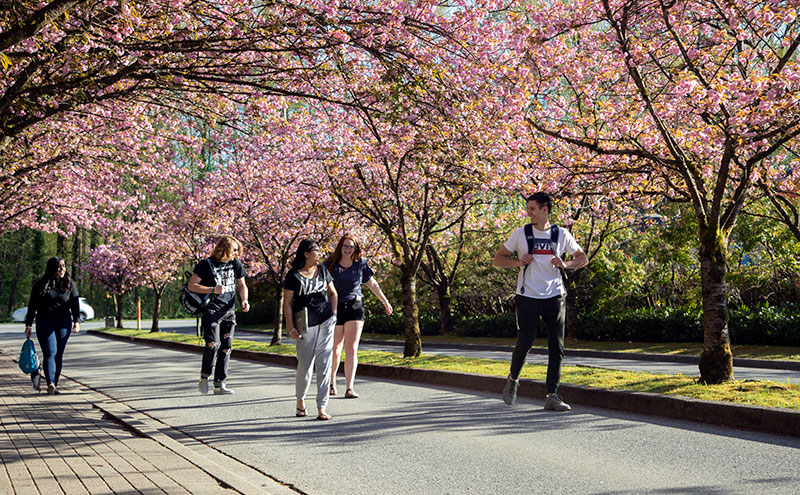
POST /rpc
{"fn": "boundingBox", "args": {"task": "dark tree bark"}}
[697,228,734,382]
[270,283,284,346]
[150,283,166,333]
[400,265,421,357]
[115,293,124,328]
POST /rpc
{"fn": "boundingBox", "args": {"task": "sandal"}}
[345,389,359,399]
[316,412,332,421]
[330,384,337,396]
[295,407,307,417]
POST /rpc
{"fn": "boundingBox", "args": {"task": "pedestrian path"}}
[0,346,289,495]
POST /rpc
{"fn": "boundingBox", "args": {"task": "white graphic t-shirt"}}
[503,225,581,298]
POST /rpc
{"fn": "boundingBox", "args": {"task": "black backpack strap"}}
[550,225,568,281]
[550,224,559,257]
[520,224,535,294]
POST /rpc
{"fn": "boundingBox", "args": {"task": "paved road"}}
[48,319,800,383]
[2,324,799,495]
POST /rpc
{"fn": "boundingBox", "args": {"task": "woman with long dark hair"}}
[326,234,392,398]
[284,239,338,420]
[24,257,81,395]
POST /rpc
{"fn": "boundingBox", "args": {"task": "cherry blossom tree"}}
[83,244,135,328]
[518,0,800,382]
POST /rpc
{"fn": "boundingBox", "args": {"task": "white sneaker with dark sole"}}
[214,384,234,395]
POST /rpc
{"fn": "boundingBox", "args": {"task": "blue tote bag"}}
[19,337,40,374]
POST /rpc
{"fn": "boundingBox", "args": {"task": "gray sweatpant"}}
[295,315,336,409]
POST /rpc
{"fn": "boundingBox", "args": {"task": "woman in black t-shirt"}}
[188,235,249,395]
[284,239,338,420]
[24,257,81,395]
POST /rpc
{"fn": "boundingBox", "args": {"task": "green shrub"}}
[729,303,800,346]
[578,307,702,343]
[364,304,800,346]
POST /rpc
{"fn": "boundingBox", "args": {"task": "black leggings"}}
[509,294,565,394]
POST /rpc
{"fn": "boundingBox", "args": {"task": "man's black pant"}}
[201,309,236,386]
[510,294,565,394]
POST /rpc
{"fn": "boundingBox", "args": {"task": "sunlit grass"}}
[103,328,800,410]
[237,326,800,361]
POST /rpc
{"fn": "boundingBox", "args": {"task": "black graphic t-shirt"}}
[193,258,246,315]
[284,264,334,327]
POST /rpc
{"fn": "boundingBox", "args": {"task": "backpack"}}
[19,337,40,374]
[520,224,563,294]
[178,259,218,315]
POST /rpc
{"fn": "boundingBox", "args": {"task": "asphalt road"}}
[2,323,799,495]
[57,318,800,383]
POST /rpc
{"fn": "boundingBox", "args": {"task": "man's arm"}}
[552,249,588,270]
[236,277,250,312]
[188,273,223,296]
[493,245,532,268]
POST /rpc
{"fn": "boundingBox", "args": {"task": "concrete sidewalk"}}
[0,346,294,495]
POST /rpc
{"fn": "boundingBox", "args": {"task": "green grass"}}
[238,325,800,362]
[103,328,800,410]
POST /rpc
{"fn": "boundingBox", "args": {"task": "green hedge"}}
[365,304,800,346]
[729,304,800,346]
[578,307,702,343]
[364,312,519,339]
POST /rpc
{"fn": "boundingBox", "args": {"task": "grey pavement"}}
[0,344,288,495]
[1,323,799,495]
[87,318,800,383]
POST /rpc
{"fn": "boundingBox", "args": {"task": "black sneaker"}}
[31,373,41,392]
[502,375,519,405]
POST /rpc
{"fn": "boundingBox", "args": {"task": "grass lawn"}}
[104,328,800,410]
[238,325,800,362]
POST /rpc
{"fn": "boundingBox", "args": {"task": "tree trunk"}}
[270,283,284,346]
[400,266,422,357]
[115,294,124,329]
[150,284,164,333]
[71,229,81,288]
[437,285,453,335]
[698,228,734,383]
[56,234,66,257]
[6,245,24,314]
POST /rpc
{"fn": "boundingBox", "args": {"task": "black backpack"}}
[520,224,563,294]
[178,259,217,315]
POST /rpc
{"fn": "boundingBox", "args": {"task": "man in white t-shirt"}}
[492,192,588,411]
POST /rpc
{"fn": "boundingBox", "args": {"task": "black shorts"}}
[337,298,365,325]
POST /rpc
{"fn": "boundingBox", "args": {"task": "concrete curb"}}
[88,330,800,438]
[360,339,800,371]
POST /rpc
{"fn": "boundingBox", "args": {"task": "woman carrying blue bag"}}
[24,257,81,395]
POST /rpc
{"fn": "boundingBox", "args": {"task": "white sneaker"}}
[198,377,209,394]
[544,393,571,411]
[214,384,234,395]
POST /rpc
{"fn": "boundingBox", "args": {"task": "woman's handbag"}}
[19,337,40,374]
